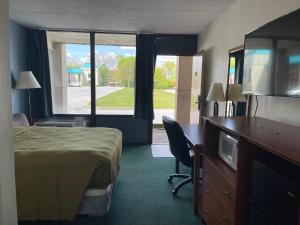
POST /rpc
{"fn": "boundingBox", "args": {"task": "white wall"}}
[0,0,18,224]
[198,0,300,126]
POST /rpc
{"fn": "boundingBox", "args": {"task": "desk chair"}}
[163,116,195,195]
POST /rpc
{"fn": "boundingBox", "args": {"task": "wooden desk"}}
[180,123,204,215]
[202,117,300,225]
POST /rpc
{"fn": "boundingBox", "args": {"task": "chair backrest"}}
[162,116,193,167]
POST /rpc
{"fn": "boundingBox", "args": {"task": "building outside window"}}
[47,31,136,115]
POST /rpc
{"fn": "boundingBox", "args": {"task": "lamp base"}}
[232,102,236,117]
[27,89,32,125]
[213,102,219,116]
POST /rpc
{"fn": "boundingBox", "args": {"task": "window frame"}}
[47,30,137,120]
[225,46,247,117]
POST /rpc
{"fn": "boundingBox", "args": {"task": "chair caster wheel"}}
[168,177,172,182]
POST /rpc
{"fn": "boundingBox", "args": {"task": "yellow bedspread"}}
[13,126,122,221]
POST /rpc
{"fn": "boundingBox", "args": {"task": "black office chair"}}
[162,116,195,195]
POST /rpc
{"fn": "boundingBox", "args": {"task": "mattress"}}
[13,126,122,221]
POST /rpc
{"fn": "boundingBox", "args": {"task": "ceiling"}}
[10,0,236,34]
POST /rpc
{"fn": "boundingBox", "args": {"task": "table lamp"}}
[207,83,225,116]
[15,71,41,124]
[227,84,247,116]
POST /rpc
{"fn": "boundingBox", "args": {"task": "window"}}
[47,32,91,114]
[95,34,136,115]
[226,49,247,117]
[47,32,136,115]
[226,56,236,116]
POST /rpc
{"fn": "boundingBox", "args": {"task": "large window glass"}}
[47,32,91,114]
[47,32,136,115]
[95,34,136,115]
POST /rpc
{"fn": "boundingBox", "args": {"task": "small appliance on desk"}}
[218,131,239,170]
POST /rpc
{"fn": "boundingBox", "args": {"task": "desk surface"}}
[180,122,204,215]
[180,123,204,146]
[205,116,300,167]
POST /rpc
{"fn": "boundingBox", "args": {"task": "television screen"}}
[242,9,300,97]
[243,38,300,97]
[275,40,300,96]
[243,38,274,95]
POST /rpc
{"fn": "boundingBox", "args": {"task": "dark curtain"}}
[27,29,53,119]
[134,34,157,119]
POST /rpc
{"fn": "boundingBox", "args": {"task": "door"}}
[190,54,204,123]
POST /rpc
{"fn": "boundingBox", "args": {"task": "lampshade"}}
[15,71,41,89]
[227,84,247,102]
[207,83,226,102]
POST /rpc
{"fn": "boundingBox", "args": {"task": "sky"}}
[66,44,177,67]
[66,44,136,58]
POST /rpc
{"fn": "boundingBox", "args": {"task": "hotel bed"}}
[13,126,122,221]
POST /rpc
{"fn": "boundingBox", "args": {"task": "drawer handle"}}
[204,210,209,214]
[205,170,210,175]
[222,216,229,221]
[205,190,210,194]
[223,190,229,196]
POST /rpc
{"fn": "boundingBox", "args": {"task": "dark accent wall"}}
[96,116,149,144]
[156,34,198,56]
[51,115,150,144]
[10,21,29,115]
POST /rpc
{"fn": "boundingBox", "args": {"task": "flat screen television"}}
[242,9,300,97]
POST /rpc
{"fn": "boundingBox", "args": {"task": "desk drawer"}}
[202,181,235,225]
[203,157,236,211]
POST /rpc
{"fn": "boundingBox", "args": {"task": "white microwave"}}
[218,131,238,170]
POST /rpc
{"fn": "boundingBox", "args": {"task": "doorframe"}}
[225,45,251,117]
[175,56,193,124]
[194,49,206,121]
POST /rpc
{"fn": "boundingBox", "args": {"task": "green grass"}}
[96,88,175,109]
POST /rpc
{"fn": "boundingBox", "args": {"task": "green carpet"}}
[19,145,202,225]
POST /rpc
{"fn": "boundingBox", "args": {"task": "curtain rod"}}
[40,28,196,36]
[44,28,137,35]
